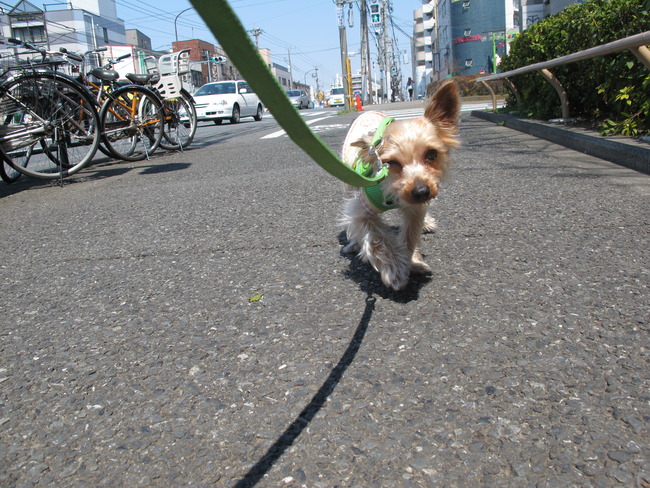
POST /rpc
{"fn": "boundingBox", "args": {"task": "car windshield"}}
[195,82,236,96]
[286,90,301,97]
[331,88,344,95]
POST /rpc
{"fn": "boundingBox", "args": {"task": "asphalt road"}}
[1,103,648,487]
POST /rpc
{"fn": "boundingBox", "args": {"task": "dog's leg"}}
[400,205,432,275]
[342,197,411,290]
[423,212,437,233]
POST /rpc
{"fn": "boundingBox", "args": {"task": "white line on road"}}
[261,116,333,139]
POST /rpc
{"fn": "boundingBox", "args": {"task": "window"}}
[12,25,46,43]
[464,29,471,36]
[465,59,473,67]
[462,0,470,8]
[191,71,203,87]
[103,27,109,43]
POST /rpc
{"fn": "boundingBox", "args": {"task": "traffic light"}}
[369,2,381,25]
[211,56,227,63]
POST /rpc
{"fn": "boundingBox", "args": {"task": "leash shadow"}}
[233,295,376,488]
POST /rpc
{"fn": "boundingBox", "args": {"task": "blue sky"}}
[112,0,421,89]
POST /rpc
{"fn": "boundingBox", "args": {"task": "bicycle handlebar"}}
[58,48,83,62]
[100,53,131,69]
[8,37,45,55]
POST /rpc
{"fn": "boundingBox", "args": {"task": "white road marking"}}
[260,101,505,139]
[261,116,333,139]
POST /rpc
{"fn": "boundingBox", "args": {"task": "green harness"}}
[352,117,399,213]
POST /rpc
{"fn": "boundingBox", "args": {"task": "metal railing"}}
[477,31,650,119]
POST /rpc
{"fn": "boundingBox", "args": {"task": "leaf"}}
[248,293,264,303]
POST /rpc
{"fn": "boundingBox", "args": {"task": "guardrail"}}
[477,31,650,119]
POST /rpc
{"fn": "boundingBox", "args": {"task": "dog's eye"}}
[425,149,438,162]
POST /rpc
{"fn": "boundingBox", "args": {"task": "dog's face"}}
[354,81,460,206]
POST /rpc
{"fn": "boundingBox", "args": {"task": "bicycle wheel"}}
[0,73,100,180]
[0,148,29,183]
[159,91,197,150]
[99,85,164,162]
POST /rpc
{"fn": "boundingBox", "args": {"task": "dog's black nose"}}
[411,184,431,202]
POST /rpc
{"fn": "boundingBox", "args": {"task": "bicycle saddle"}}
[90,68,119,81]
[125,73,152,84]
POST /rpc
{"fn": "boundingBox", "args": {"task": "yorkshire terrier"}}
[340,81,460,290]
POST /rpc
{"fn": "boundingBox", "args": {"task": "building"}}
[414,0,584,82]
[0,0,126,54]
[413,0,452,96]
[126,28,151,51]
[450,0,518,75]
[172,39,241,89]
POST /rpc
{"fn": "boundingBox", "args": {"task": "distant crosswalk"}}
[260,101,503,140]
[261,109,424,139]
[309,108,425,120]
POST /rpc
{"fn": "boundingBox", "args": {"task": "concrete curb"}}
[471,110,650,175]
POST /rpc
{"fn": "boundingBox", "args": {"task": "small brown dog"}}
[340,81,460,290]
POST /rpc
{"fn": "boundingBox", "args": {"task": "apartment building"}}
[0,0,126,55]
[414,0,583,83]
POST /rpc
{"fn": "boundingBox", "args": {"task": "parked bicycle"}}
[76,49,164,162]
[128,50,197,151]
[0,43,195,183]
[0,38,101,182]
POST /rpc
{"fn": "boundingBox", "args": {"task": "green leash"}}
[189,0,389,188]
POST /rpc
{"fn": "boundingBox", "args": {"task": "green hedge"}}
[426,74,510,98]
[500,0,649,135]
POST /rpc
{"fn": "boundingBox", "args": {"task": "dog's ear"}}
[350,133,373,153]
[423,81,460,130]
[349,133,377,167]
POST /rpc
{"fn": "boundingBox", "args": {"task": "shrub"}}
[426,74,509,98]
[499,0,649,135]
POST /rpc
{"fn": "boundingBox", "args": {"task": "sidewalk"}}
[472,110,650,175]
[348,98,650,175]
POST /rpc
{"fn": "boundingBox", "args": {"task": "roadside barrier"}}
[477,31,650,119]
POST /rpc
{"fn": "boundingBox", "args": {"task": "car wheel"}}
[214,119,223,125]
[230,105,240,124]
[253,104,263,121]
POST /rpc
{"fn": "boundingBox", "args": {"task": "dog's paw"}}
[410,260,432,275]
[380,267,409,290]
[423,215,437,233]
[342,240,359,254]
[377,258,411,290]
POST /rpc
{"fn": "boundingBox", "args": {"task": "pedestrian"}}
[406,77,414,101]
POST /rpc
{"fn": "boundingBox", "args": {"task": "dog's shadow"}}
[338,231,432,303]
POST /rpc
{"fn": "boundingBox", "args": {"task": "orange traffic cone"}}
[355,93,363,111]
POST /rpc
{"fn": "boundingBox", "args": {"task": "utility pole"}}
[360,0,373,105]
[287,48,294,88]
[383,0,390,102]
[247,26,263,48]
[337,0,351,110]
